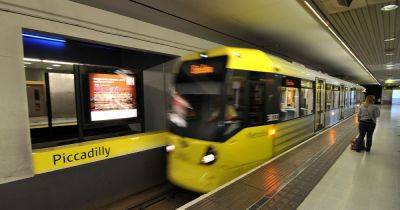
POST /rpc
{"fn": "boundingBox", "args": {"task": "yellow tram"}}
[166,47,364,193]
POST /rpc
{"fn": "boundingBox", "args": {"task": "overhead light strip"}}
[23,58,77,65]
[304,1,380,85]
[22,33,66,43]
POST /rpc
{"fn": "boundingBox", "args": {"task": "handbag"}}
[351,136,364,151]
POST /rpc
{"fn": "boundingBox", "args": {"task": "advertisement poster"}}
[89,73,137,121]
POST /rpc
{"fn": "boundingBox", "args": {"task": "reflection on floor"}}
[299,105,400,210]
[30,116,77,128]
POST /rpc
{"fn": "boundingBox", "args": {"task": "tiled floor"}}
[298,105,400,210]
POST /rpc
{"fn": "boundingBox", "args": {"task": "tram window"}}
[333,89,340,109]
[300,88,313,116]
[246,72,266,125]
[350,90,356,106]
[345,91,351,107]
[225,72,247,122]
[325,85,333,110]
[263,74,281,123]
[170,70,248,141]
[171,81,225,140]
[280,87,299,121]
[247,81,265,124]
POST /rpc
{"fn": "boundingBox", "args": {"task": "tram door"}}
[314,78,326,131]
[339,84,345,119]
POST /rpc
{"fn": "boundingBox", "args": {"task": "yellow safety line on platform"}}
[32,131,168,174]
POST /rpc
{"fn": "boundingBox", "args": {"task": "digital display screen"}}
[89,73,137,121]
[190,64,214,75]
[282,77,300,87]
[176,56,227,83]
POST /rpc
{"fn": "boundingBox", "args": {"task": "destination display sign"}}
[190,64,214,75]
[282,77,300,87]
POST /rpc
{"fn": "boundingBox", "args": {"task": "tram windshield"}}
[168,56,241,141]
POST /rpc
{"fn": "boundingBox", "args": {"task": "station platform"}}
[299,105,400,210]
[179,106,400,210]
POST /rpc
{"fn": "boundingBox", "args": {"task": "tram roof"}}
[183,47,364,90]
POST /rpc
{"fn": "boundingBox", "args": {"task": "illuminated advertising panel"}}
[89,73,137,121]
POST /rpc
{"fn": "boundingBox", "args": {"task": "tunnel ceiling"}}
[313,0,400,86]
[71,0,382,85]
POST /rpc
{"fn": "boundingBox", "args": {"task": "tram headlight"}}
[166,144,175,152]
[200,147,217,165]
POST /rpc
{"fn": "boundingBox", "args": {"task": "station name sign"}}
[53,146,110,165]
[32,132,168,174]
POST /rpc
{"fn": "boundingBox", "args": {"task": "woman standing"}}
[356,95,380,152]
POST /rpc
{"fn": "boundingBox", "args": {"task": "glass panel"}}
[223,73,247,136]
[345,91,351,107]
[169,81,224,141]
[315,79,326,130]
[300,88,314,116]
[248,81,265,125]
[333,90,340,109]
[316,82,321,112]
[49,73,77,127]
[280,87,299,121]
[326,85,333,110]
[350,90,356,107]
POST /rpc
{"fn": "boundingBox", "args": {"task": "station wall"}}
[382,88,393,105]
[0,0,222,184]
[364,85,383,104]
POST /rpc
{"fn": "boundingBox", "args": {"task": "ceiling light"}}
[46,67,53,70]
[381,4,398,11]
[23,58,41,62]
[52,64,61,67]
[385,79,400,84]
[384,38,396,42]
[199,54,208,58]
[303,0,380,85]
[24,62,32,65]
[385,53,394,56]
[42,60,75,65]
[24,65,26,68]
[232,52,241,57]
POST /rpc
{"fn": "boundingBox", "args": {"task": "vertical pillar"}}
[0,16,33,184]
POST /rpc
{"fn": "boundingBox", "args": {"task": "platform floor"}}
[181,112,360,209]
[299,105,400,210]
